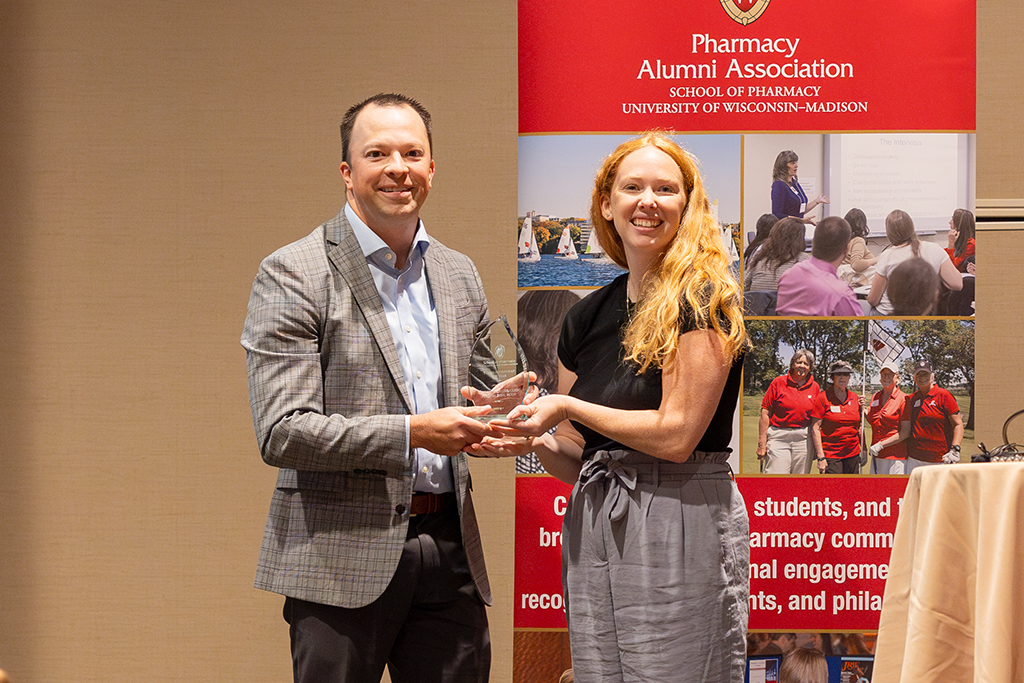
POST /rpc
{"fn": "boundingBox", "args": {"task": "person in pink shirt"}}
[776,216,863,317]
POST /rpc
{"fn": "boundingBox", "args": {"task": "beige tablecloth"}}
[873,462,1024,682]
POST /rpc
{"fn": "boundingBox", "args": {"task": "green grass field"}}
[739,393,975,475]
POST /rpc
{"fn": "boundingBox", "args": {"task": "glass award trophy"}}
[467,315,530,421]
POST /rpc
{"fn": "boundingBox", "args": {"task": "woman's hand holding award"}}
[460,315,538,457]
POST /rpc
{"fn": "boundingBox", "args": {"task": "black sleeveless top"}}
[558,274,744,460]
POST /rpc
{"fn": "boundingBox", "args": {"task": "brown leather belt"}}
[410,492,456,516]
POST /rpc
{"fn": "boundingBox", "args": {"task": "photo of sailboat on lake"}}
[555,227,578,260]
[517,217,624,288]
[518,134,739,288]
[581,226,610,264]
[518,215,541,262]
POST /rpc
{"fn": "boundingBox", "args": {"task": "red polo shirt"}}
[762,373,821,428]
[906,385,960,462]
[867,387,907,459]
[811,387,862,460]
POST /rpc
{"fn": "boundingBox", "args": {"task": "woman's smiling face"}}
[601,145,687,266]
[791,355,811,379]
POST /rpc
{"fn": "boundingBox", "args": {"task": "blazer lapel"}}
[324,212,413,413]
[425,247,462,410]
[425,247,472,496]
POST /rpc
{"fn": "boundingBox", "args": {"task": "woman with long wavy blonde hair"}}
[483,132,750,682]
[589,132,748,369]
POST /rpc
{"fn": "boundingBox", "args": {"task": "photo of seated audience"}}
[837,208,877,287]
[744,217,809,311]
[744,212,778,268]
[866,209,964,315]
[775,216,864,317]
[744,134,979,320]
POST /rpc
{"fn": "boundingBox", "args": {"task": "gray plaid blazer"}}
[241,211,492,608]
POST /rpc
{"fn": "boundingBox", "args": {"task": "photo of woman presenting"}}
[756,349,820,474]
[771,150,828,224]
[483,132,750,682]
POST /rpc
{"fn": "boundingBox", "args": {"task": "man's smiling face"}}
[341,103,434,234]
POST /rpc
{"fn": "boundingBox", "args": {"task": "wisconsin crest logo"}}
[719,0,770,25]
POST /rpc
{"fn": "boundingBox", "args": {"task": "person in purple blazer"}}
[771,150,828,224]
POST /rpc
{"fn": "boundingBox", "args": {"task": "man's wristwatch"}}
[951,445,961,452]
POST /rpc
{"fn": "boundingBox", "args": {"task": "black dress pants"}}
[284,506,490,683]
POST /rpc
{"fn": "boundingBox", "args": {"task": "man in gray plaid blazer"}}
[242,94,495,682]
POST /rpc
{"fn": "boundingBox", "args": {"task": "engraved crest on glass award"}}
[467,315,530,421]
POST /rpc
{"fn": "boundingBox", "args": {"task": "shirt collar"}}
[915,384,936,399]
[345,203,431,271]
[884,386,904,402]
[807,255,839,275]
[786,373,814,389]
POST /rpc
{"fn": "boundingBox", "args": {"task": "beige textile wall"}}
[0,1,1019,681]
[0,1,517,681]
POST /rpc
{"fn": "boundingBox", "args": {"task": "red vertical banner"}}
[514,476,574,630]
[516,0,975,678]
[738,476,909,632]
[520,0,975,134]
[514,475,910,631]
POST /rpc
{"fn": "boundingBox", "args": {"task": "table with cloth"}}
[873,462,1024,682]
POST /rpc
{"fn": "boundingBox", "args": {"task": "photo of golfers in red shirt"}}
[810,360,865,475]
[742,320,974,474]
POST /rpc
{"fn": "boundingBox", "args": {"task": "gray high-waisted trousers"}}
[562,449,749,683]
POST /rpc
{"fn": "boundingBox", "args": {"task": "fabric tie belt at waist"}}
[578,449,733,522]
